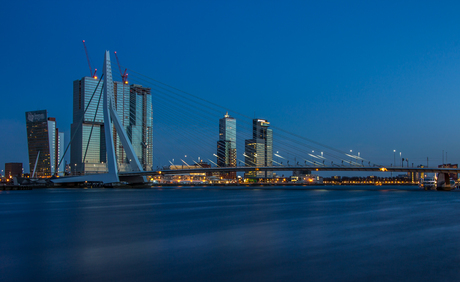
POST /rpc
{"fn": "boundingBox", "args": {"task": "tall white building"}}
[57,132,65,175]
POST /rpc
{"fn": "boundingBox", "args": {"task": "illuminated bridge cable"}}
[125,73,227,119]
[126,72,348,152]
[125,75,251,149]
[150,88,366,167]
[122,70,381,168]
[149,101,219,160]
[57,74,104,172]
[125,67,357,157]
[151,102,232,164]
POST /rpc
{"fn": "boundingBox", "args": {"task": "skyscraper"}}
[26,110,64,177]
[217,112,236,179]
[57,132,65,174]
[244,119,273,179]
[71,77,107,174]
[128,84,153,171]
[113,81,131,171]
[71,77,153,173]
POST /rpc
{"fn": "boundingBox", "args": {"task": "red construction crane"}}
[114,51,128,84]
[82,40,97,79]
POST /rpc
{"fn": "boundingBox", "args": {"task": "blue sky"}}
[1,0,460,172]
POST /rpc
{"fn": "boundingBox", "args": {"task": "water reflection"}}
[1,187,460,281]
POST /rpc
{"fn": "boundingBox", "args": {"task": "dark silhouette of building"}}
[5,163,22,178]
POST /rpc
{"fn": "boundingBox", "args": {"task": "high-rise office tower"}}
[26,110,64,177]
[71,77,153,173]
[217,112,236,179]
[128,84,153,171]
[244,119,273,178]
[71,77,106,174]
[71,77,134,173]
[113,81,131,171]
[57,132,65,174]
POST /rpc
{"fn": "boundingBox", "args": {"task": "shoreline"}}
[1,183,418,190]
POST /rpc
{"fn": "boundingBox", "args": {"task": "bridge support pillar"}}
[119,175,147,185]
[437,173,452,191]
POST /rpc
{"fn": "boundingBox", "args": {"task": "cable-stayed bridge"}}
[51,50,460,190]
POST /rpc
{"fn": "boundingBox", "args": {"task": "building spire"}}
[225,111,229,118]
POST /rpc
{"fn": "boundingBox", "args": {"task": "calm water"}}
[1,186,460,281]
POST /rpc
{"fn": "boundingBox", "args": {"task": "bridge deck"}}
[118,166,460,177]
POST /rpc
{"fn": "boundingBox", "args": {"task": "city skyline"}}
[2,1,460,172]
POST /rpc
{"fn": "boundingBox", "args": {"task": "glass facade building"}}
[128,85,153,171]
[26,110,64,177]
[113,81,131,171]
[71,78,153,174]
[57,132,65,174]
[245,119,273,178]
[217,112,236,179]
[71,77,107,174]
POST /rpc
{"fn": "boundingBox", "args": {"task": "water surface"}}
[1,186,460,281]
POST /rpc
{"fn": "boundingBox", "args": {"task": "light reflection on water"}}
[1,186,460,281]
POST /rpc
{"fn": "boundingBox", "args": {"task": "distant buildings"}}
[25,110,64,177]
[245,119,273,179]
[5,163,22,178]
[216,112,236,179]
[70,77,153,174]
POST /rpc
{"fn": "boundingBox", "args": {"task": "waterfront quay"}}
[0,185,32,191]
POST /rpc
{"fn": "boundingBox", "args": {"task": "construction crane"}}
[82,40,97,79]
[114,51,128,84]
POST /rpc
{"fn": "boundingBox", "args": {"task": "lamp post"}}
[350,150,353,166]
[393,150,396,167]
[400,152,402,167]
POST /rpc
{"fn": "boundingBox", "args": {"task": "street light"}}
[393,150,396,167]
[350,150,353,166]
[400,152,402,167]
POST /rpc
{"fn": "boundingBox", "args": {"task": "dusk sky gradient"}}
[2,0,460,172]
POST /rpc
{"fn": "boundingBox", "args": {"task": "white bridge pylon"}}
[52,51,145,184]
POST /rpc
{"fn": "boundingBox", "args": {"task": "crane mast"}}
[114,51,128,84]
[82,40,97,79]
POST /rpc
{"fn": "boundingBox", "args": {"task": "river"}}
[1,186,460,281]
